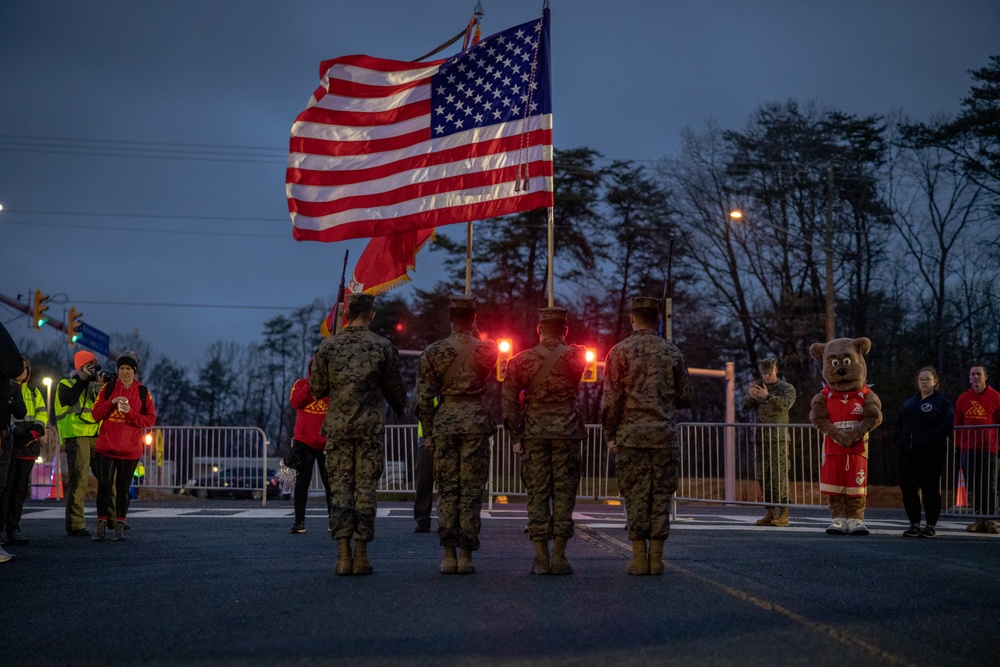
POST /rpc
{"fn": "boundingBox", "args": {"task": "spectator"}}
[0,322,25,563]
[954,365,1000,534]
[287,361,333,534]
[1,357,49,546]
[502,307,587,576]
[602,296,692,576]
[56,351,115,537]
[309,293,406,576]
[892,367,954,537]
[414,295,498,574]
[741,358,797,527]
[90,352,157,541]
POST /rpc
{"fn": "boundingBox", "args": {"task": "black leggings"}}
[292,441,332,523]
[898,445,945,526]
[96,454,139,522]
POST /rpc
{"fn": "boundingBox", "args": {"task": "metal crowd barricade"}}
[137,422,998,515]
[137,426,271,504]
[939,425,999,519]
[675,422,826,508]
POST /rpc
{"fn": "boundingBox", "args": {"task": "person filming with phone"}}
[742,358,797,527]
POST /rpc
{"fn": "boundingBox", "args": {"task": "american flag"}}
[287,9,552,242]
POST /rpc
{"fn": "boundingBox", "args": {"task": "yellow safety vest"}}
[55,377,101,439]
[18,383,49,426]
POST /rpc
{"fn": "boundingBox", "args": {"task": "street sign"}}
[75,321,110,357]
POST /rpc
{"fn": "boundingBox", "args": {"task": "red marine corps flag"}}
[285,7,553,242]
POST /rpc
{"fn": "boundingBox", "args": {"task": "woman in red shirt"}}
[287,359,332,534]
[91,352,157,541]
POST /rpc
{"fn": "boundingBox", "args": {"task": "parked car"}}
[181,466,280,500]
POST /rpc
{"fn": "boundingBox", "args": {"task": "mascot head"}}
[809,337,871,393]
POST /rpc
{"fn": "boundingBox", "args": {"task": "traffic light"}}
[496,338,513,381]
[67,308,83,343]
[582,348,598,382]
[32,291,50,330]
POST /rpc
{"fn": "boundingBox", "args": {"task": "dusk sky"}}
[1,1,997,368]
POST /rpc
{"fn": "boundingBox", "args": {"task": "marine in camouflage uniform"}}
[502,307,587,576]
[741,357,797,527]
[415,295,498,575]
[309,293,407,576]
[601,296,691,576]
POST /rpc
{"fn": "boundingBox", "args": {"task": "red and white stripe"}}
[286,55,553,242]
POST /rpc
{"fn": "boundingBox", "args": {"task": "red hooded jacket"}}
[92,380,157,460]
[290,378,328,449]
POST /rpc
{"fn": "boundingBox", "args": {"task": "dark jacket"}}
[1,323,25,439]
[892,390,954,452]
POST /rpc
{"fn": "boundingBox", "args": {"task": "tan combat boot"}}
[531,540,551,575]
[440,545,458,574]
[771,507,789,527]
[550,536,573,575]
[648,539,665,575]
[756,507,776,526]
[457,547,476,574]
[352,539,373,575]
[627,539,649,575]
[335,537,353,575]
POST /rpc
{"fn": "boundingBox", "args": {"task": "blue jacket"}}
[892,391,954,451]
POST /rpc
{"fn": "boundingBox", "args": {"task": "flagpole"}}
[465,222,473,296]
[334,249,349,335]
[546,207,554,307]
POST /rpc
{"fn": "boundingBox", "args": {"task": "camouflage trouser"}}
[755,428,789,505]
[616,447,677,541]
[520,438,582,541]
[434,433,490,550]
[325,435,384,542]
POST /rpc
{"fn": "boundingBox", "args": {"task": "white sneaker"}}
[0,546,14,563]
[825,519,847,535]
[846,519,870,536]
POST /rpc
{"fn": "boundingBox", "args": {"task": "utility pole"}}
[824,164,835,341]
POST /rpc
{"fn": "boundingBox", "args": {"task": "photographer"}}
[91,352,156,541]
[56,351,116,537]
[742,358,797,527]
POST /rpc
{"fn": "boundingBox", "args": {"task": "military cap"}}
[630,296,660,311]
[449,295,477,311]
[538,307,568,324]
[346,293,375,309]
[758,357,777,372]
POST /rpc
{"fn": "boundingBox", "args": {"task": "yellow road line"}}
[577,525,916,667]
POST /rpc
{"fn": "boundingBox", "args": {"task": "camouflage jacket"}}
[741,379,796,424]
[502,338,587,442]
[601,329,692,449]
[308,325,407,439]
[414,329,498,440]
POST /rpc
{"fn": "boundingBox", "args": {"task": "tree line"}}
[14,58,999,485]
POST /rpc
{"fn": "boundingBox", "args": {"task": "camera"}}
[98,370,118,384]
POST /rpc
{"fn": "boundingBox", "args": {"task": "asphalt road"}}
[3,499,997,666]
